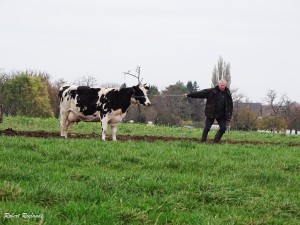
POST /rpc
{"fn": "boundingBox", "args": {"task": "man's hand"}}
[184,94,188,97]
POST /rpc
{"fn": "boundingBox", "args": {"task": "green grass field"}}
[0,116,300,224]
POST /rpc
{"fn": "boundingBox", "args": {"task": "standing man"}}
[185,79,233,143]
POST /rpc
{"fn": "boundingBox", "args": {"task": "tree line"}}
[1,56,300,133]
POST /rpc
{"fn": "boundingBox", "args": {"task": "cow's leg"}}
[60,118,65,137]
[60,111,68,138]
[111,125,117,141]
[64,119,72,138]
[61,111,74,138]
[101,116,109,141]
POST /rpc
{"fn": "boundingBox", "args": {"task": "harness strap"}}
[132,95,147,98]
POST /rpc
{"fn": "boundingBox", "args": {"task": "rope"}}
[132,95,148,99]
[152,94,185,97]
[133,94,186,98]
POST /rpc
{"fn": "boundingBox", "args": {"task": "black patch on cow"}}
[71,87,101,116]
[77,86,91,91]
[59,86,70,101]
[99,88,134,118]
[70,86,91,100]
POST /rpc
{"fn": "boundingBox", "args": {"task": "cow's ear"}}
[132,85,137,92]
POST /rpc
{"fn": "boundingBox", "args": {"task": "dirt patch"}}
[1,128,299,146]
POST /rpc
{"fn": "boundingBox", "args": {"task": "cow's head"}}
[132,84,151,106]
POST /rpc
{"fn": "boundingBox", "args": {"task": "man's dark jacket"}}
[187,86,233,121]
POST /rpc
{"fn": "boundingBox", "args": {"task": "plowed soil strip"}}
[1,128,299,146]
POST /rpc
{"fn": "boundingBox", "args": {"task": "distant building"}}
[236,103,263,116]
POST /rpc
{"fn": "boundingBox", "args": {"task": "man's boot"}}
[201,130,209,143]
[213,130,224,143]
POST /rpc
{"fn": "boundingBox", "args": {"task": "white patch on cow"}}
[130,97,138,104]
[101,103,106,110]
[142,87,151,105]
[99,87,114,96]
[68,85,78,91]
[107,109,124,125]
[67,110,99,122]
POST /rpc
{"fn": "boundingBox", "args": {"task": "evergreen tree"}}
[193,81,199,91]
[212,56,231,88]
[159,81,190,122]
[186,81,199,92]
[186,81,194,93]
[147,85,160,97]
[120,83,127,88]
[162,81,187,95]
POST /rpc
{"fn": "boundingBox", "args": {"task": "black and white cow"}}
[59,84,151,141]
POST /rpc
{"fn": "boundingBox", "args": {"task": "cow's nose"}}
[147,103,151,106]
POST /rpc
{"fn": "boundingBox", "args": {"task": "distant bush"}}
[3,74,54,118]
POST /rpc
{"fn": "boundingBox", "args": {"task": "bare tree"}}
[123,66,143,84]
[291,104,300,134]
[262,90,300,134]
[264,90,289,115]
[231,88,245,128]
[211,56,231,88]
[100,82,121,88]
[279,100,298,134]
[74,75,99,87]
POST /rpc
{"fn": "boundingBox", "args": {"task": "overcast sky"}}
[1,0,299,103]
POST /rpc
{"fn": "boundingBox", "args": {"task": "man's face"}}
[218,83,227,92]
